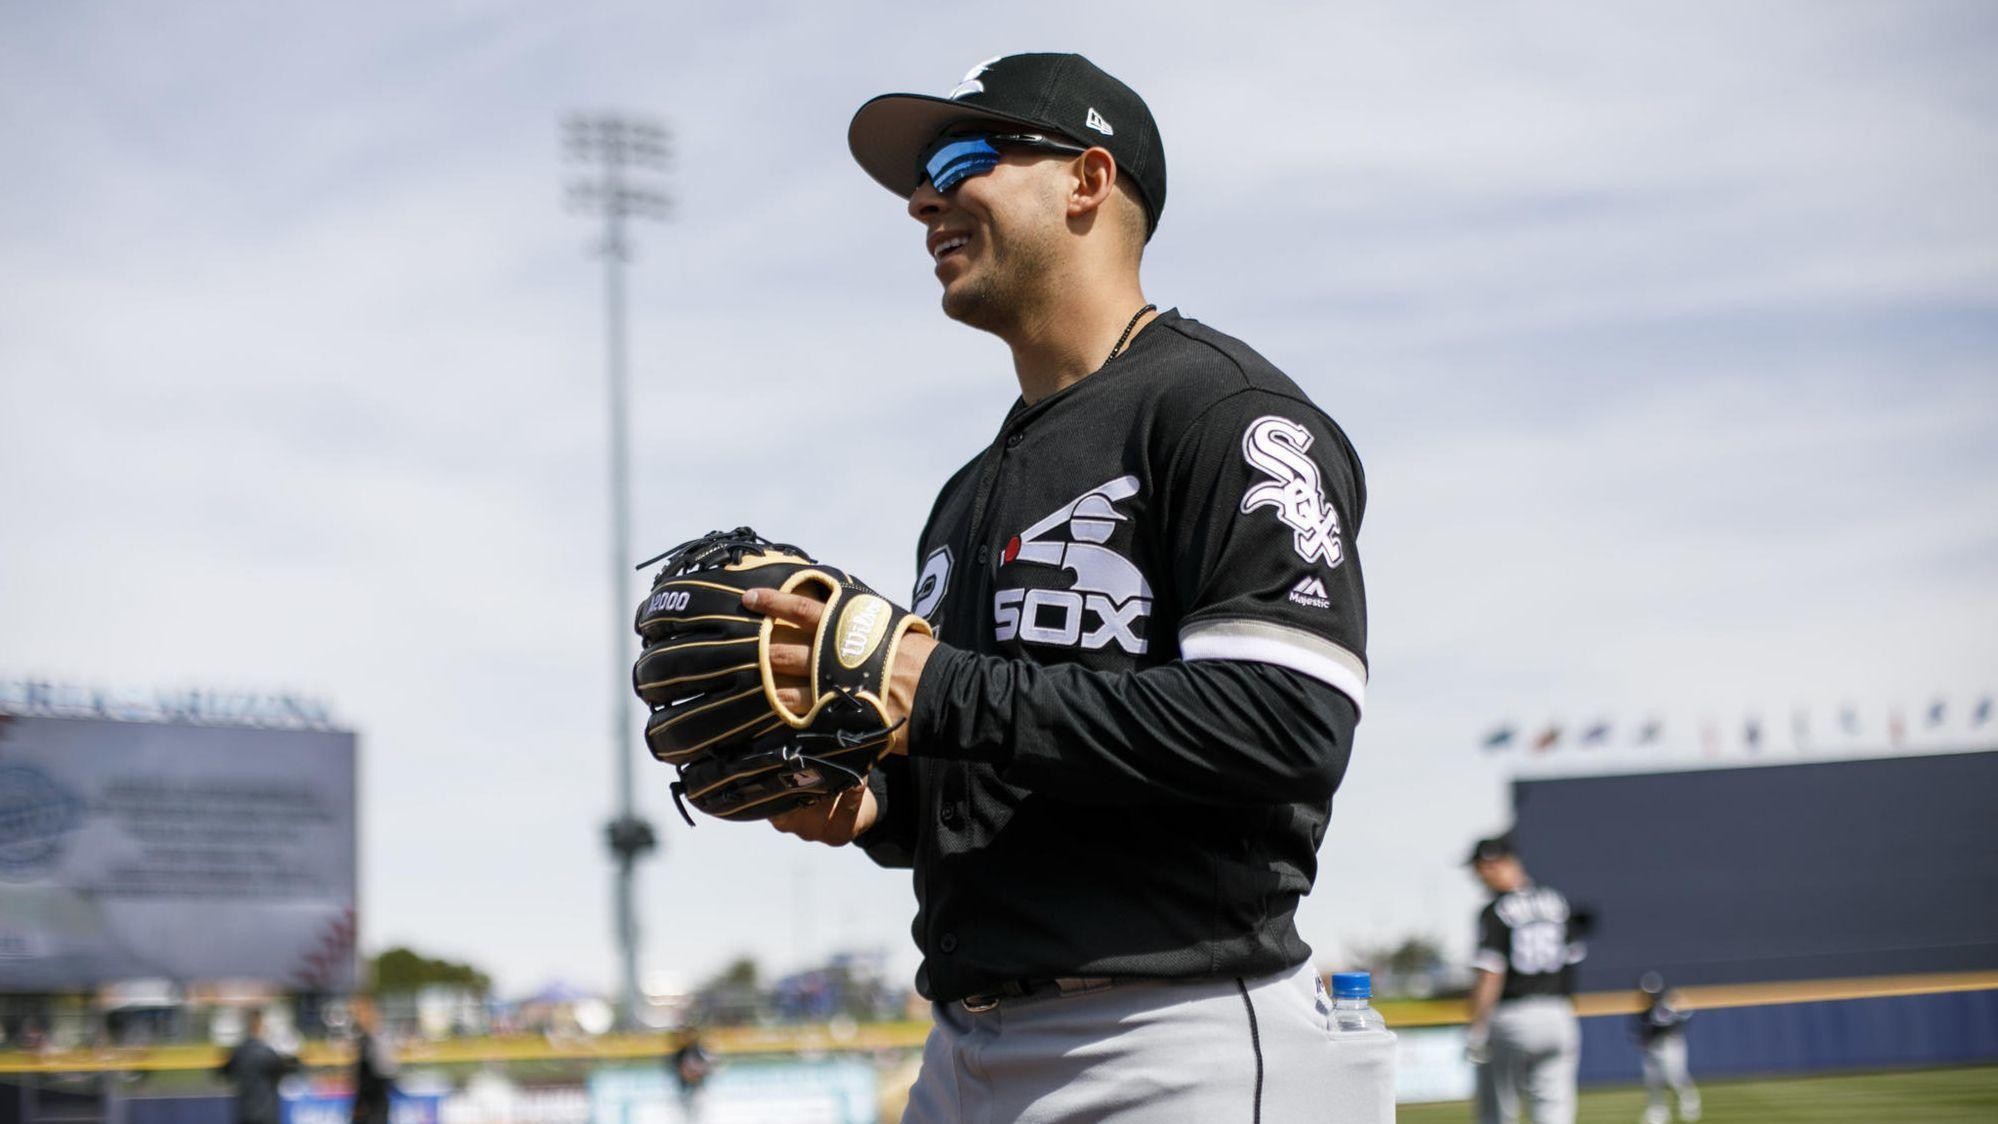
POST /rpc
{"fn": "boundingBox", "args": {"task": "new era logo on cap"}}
[1086,107,1113,135]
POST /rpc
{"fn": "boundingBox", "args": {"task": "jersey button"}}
[975,544,989,565]
[1005,431,1024,448]
[940,803,962,828]
[939,933,959,954]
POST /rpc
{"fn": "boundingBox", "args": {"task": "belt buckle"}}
[961,979,1034,1013]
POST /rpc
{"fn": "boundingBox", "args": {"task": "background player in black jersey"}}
[743,52,1388,1121]
[1631,972,1701,1124]
[1466,834,1584,1124]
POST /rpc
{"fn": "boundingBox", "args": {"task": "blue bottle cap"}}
[1331,971,1371,1000]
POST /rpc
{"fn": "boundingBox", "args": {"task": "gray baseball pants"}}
[1641,1035,1700,1123]
[1474,996,1579,1124]
[902,961,1397,1123]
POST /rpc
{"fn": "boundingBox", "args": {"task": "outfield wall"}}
[1510,750,1998,1082]
[5,977,1994,1108]
[1576,984,1998,1085]
[1512,749,1998,991]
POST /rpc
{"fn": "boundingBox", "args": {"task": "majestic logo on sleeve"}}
[1288,575,1331,609]
[994,475,1152,654]
[1240,415,1344,567]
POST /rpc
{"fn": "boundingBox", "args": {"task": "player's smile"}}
[911,165,999,288]
[928,229,973,272]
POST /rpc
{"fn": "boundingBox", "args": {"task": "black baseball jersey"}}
[857,308,1368,1002]
[1633,994,1692,1043]
[1474,884,1585,1000]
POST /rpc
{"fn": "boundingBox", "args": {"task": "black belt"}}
[959,976,1116,1013]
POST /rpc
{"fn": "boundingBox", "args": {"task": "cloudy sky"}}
[3,1,1994,996]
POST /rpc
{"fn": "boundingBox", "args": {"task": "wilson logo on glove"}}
[835,595,892,669]
[631,527,930,826]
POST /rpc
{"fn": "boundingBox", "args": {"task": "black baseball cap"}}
[848,53,1167,235]
[1467,835,1518,865]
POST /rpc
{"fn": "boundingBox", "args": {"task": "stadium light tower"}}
[563,112,669,1030]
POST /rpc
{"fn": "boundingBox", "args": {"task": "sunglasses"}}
[919,132,1093,193]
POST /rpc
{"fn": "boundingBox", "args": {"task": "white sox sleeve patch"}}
[1240,415,1344,568]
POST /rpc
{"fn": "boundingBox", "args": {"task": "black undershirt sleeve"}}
[907,645,1355,806]
[855,755,917,868]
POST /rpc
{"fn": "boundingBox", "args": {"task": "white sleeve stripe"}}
[1472,950,1507,975]
[1178,618,1367,714]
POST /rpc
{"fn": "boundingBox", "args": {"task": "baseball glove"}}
[631,527,932,825]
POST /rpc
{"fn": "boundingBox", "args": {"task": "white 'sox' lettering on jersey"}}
[1240,415,1344,567]
[994,475,1152,655]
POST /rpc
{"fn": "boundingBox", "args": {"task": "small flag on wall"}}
[1472,696,1995,756]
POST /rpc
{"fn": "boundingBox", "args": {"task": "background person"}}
[1631,972,1700,1124]
[216,1010,299,1124]
[348,996,397,1124]
[669,1029,714,1122]
[1466,834,1584,1124]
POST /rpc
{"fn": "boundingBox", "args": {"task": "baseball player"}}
[746,52,1376,1121]
[215,1010,300,1124]
[1466,835,1585,1124]
[1631,972,1700,1124]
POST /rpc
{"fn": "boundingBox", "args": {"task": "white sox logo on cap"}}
[1241,415,1344,568]
[948,56,1002,100]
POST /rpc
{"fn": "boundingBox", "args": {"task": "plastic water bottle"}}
[1329,971,1388,1033]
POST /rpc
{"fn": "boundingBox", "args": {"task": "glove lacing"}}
[636,527,813,575]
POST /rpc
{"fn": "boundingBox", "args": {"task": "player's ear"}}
[1066,148,1118,222]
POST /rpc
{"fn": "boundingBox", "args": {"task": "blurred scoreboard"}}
[0,710,357,991]
[1512,749,1998,990]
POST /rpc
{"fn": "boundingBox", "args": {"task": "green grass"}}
[1395,1065,1998,1124]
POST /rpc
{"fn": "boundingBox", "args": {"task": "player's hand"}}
[744,586,938,755]
[769,781,879,846]
[1464,1025,1490,1065]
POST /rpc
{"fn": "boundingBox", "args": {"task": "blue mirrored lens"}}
[924,136,1001,193]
